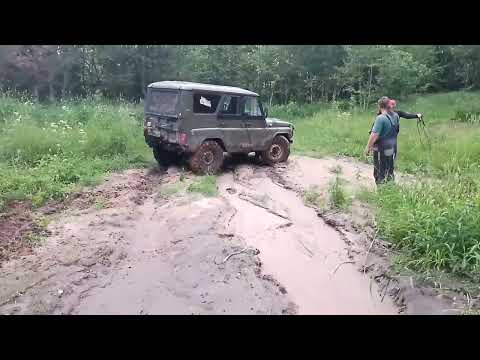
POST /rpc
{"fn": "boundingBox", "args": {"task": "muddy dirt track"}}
[0,155,466,315]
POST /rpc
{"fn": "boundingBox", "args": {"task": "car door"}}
[241,96,268,150]
[218,94,251,152]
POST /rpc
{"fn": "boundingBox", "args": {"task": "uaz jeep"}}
[144,81,294,174]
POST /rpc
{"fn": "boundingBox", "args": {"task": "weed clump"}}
[187,176,218,197]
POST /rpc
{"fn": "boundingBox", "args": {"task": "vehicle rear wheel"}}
[153,147,179,168]
[261,135,290,165]
[188,140,224,174]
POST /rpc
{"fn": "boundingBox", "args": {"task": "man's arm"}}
[396,110,422,119]
[364,132,379,156]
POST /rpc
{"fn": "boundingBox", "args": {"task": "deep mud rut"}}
[0,155,468,315]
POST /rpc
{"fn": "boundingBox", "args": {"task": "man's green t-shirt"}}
[372,113,397,138]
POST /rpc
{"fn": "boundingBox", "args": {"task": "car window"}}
[146,90,179,115]
[193,93,221,114]
[243,96,263,117]
[220,95,239,115]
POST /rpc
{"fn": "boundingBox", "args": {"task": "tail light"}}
[178,132,188,145]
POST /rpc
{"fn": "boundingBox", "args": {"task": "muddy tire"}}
[261,136,290,165]
[153,147,179,168]
[188,140,224,174]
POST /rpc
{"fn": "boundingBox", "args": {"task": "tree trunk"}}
[366,65,373,110]
[141,47,147,97]
[49,81,55,103]
[80,49,87,95]
[269,82,275,107]
[141,59,146,96]
[33,84,39,102]
[310,79,314,103]
[465,64,470,88]
[62,68,69,99]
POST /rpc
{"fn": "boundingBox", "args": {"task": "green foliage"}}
[376,49,430,98]
[187,176,218,197]
[3,45,480,107]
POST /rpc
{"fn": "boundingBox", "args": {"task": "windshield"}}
[146,89,179,115]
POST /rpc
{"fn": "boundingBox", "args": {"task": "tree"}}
[1,45,480,104]
[376,48,429,98]
[451,45,480,90]
[6,45,60,101]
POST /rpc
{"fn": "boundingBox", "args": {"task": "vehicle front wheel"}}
[188,140,224,174]
[261,135,290,165]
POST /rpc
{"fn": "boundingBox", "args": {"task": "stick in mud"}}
[237,193,291,221]
[214,247,260,265]
[363,232,378,275]
[330,261,355,276]
[381,278,392,302]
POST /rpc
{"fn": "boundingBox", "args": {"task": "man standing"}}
[364,96,400,184]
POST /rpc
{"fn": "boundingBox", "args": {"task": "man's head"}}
[388,99,397,111]
[377,96,390,113]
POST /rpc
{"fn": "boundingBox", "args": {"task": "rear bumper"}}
[144,134,187,153]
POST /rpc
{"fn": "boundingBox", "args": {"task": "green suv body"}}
[144,81,294,173]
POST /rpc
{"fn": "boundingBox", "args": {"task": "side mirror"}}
[264,108,269,118]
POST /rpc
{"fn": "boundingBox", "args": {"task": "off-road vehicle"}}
[143,81,294,174]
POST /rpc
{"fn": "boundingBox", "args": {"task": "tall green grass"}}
[374,180,480,277]
[0,95,150,209]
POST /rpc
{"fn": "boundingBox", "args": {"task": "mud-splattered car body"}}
[143,81,294,173]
